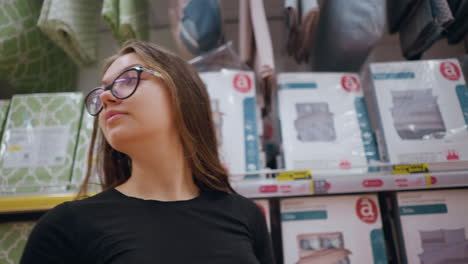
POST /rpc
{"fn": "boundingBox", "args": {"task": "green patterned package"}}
[0,100,10,136]
[0,0,77,94]
[70,107,101,193]
[102,0,149,44]
[37,0,99,66]
[0,92,83,194]
[0,222,35,263]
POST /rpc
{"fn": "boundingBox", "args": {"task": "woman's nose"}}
[99,89,122,109]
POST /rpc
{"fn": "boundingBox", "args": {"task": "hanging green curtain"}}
[102,0,149,45]
[0,0,76,94]
[37,0,99,66]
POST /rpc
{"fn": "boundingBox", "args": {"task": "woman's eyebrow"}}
[100,63,143,85]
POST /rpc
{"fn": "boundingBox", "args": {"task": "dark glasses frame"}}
[85,66,162,116]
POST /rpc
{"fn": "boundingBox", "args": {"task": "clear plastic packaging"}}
[362,59,468,164]
[277,72,379,175]
[0,92,83,194]
[190,44,262,177]
[394,189,468,264]
[281,194,387,264]
[189,42,250,72]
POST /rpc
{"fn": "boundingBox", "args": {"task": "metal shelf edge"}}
[0,193,77,214]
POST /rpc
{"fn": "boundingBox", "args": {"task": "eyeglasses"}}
[85,66,162,116]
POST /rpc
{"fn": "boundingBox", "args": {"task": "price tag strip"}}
[392,163,433,188]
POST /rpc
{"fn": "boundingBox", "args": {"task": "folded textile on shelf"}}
[446,0,468,44]
[37,0,99,66]
[0,0,77,93]
[283,0,321,64]
[102,0,148,45]
[312,0,385,72]
[400,0,454,60]
[284,0,300,58]
[169,0,223,57]
[295,0,320,64]
[387,0,424,33]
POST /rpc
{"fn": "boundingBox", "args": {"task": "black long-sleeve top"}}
[20,188,275,264]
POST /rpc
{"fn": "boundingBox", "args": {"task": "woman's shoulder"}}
[19,190,118,263]
[39,188,121,221]
[37,201,74,227]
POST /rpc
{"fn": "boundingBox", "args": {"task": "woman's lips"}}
[105,110,127,123]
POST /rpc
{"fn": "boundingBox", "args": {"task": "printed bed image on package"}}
[418,228,468,264]
[294,102,336,142]
[390,89,446,140]
[296,232,351,264]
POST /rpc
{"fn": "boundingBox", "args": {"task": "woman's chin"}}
[106,131,137,151]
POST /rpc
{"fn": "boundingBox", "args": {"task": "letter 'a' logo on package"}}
[440,62,461,81]
[233,73,252,93]
[356,197,378,224]
[341,75,361,92]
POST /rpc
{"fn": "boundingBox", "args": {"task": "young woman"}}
[20,41,275,264]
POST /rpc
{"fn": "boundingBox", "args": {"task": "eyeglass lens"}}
[85,69,140,115]
[113,69,139,98]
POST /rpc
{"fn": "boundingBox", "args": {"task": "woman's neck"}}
[115,134,199,201]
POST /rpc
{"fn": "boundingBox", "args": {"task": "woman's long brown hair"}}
[76,41,235,199]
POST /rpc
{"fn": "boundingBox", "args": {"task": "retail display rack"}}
[1,161,467,214]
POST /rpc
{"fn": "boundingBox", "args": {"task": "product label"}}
[399,204,448,215]
[281,210,327,221]
[233,73,252,93]
[440,62,461,81]
[3,126,69,168]
[355,97,379,170]
[243,97,259,172]
[372,72,415,80]
[392,163,429,174]
[356,197,379,224]
[278,82,317,90]
[313,179,329,194]
[341,75,361,92]
[455,85,468,126]
[277,170,311,181]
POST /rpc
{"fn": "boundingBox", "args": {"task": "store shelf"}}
[232,170,468,198]
[0,192,77,214]
[1,162,468,213]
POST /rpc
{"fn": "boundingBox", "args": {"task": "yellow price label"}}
[7,145,22,152]
[392,163,429,174]
[310,179,315,195]
[277,170,312,181]
[425,174,433,188]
